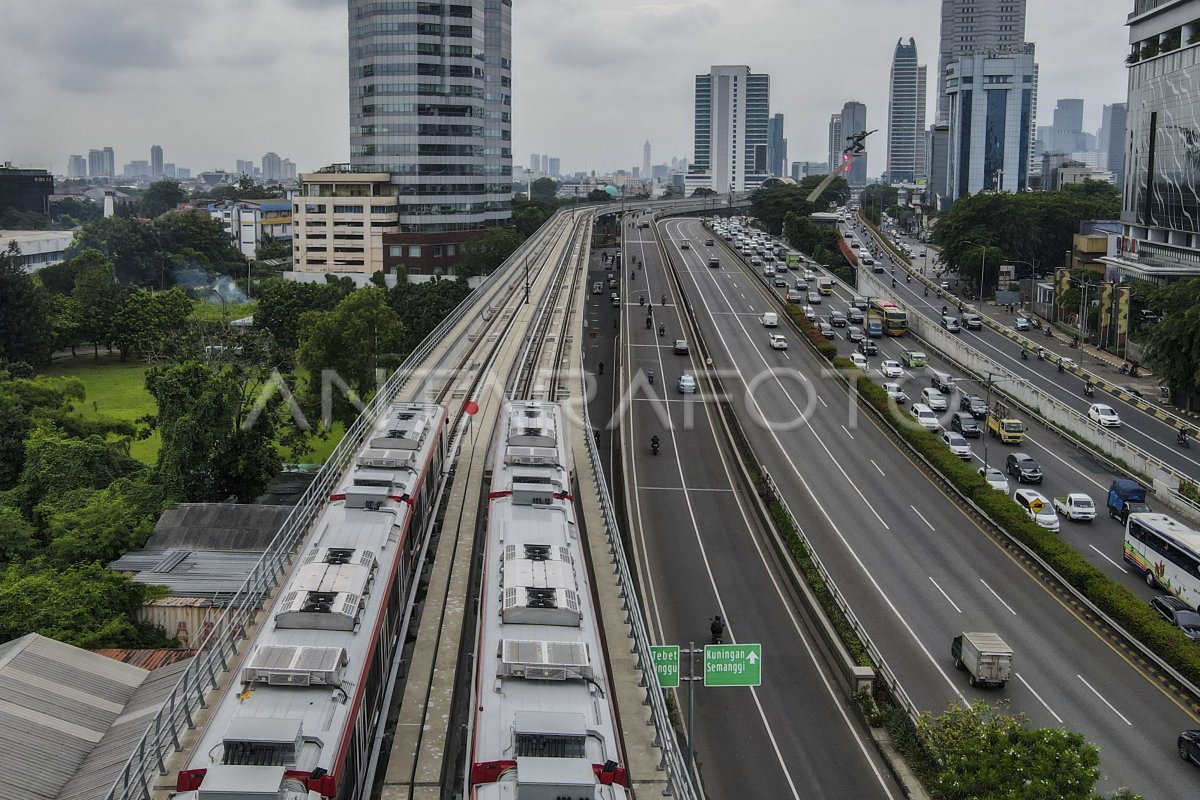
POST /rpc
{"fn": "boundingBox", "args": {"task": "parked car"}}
[881,360,903,378]
[768,333,789,350]
[1005,452,1043,484]
[979,467,1009,493]
[941,430,973,459]
[883,382,908,404]
[950,411,981,438]
[1088,403,1123,428]
[1014,488,1059,531]
[1150,595,1200,642]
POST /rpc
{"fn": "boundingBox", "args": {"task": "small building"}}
[207,200,293,259]
[0,229,74,271]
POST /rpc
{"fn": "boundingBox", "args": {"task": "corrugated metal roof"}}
[108,549,265,598]
[0,633,191,800]
[92,648,197,670]
[143,503,296,551]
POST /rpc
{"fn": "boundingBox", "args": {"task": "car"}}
[941,315,961,332]
[1149,596,1200,641]
[677,373,697,394]
[1013,488,1059,531]
[817,321,835,338]
[804,269,817,281]
[940,430,973,459]
[962,313,982,330]
[1120,384,1144,398]
[847,308,865,325]
[910,403,940,431]
[960,394,988,419]
[1059,356,1077,370]
[979,467,1009,493]
[808,291,822,305]
[857,338,877,356]
[794,279,808,292]
[849,352,869,371]
[681,240,691,249]
[673,339,689,355]
[847,326,864,343]
[1014,316,1030,331]
[705,238,715,246]
[1179,730,1200,766]
[950,411,981,438]
[1005,452,1043,484]
[829,310,847,327]
[921,387,948,411]
[940,280,950,290]
[773,276,788,287]
[852,295,869,310]
[1088,403,1122,428]
[883,382,908,404]
[754,258,766,268]
[881,360,903,378]
[803,305,816,320]
[768,333,789,350]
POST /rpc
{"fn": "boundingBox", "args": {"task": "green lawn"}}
[189,300,258,324]
[42,353,344,467]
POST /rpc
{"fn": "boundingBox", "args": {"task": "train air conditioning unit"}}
[506,404,559,449]
[241,645,348,687]
[510,470,566,504]
[499,639,591,681]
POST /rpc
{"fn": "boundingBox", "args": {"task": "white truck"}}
[951,632,1013,688]
[1053,493,1097,522]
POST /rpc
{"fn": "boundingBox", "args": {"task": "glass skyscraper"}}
[887,38,927,184]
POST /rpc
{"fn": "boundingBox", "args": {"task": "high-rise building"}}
[1105,102,1126,191]
[529,154,539,172]
[840,101,868,187]
[643,140,651,183]
[887,38,928,184]
[87,150,105,179]
[540,154,548,174]
[686,65,771,194]
[282,159,297,181]
[0,165,53,216]
[944,45,1038,199]
[236,159,254,176]
[1050,98,1086,153]
[163,163,176,179]
[936,0,1028,123]
[176,168,191,181]
[348,0,512,274]
[262,152,282,182]
[828,113,843,174]
[548,157,560,178]
[150,145,164,179]
[767,114,787,178]
[67,155,87,179]
[102,147,115,178]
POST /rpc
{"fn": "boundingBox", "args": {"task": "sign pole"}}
[686,641,696,781]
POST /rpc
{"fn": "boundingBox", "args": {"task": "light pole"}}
[956,373,1027,475]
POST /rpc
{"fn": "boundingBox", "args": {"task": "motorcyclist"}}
[1084,381,1094,397]
[648,368,655,384]
[905,273,911,283]
[651,433,660,453]
[646,316,652,329]
[658,323,665,337]
[1179,428,1192,447]
[1057,361,1064,373]
[640,295,645,306]
[1021,346,1029,360]
[710,615,725,644]
[891,277,896,288]
[924,286,928,297]
[661,293,666,305]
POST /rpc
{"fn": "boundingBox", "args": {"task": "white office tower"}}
[828,113,843,174]
[887,38,928,184]
[936,0,1028,123]
[686,65,771,195]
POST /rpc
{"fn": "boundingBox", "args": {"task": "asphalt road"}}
[585,212,902,800]
[659,216,1200,799]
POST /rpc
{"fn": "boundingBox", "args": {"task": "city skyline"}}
[1,0,1126,177]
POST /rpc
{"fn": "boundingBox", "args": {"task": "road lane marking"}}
[911,505,936,531]
[841,424,855,440]
[1077,674,1133,726]
[870,459,886,476]
[980,579,1016,615]
[928,576,962,613]
[817,395,828,408]
[1015,673,1064,724]
[640,486,736,492]
[1088,544,1128,573]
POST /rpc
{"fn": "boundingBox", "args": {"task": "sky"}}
[0,0,1130,178]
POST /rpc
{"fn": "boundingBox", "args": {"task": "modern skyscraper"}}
[767,114,787,178]
[262,152,282,182]
[150,145,164,179]
[1050,98,1086,153]
[1105,102,1126,190]
[87,150,105,178]
[529,154,539,172]
[163,163,177,179]
[686,65,770,194]
[936,0,1028,123]
[944,46,1038,199]
[282,159,297,181]
[548,157,560,178]
[828,113,843,174]
[347,0,512,273]
[67,155,87,179]
[840,101,868,187]
[643,140,651,183]
[102,147,115,178]
[540,154,548,174]
[887,38,928,184]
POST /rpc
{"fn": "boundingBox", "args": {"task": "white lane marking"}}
[817,395,828,408]
[870,459,886,476]
[1088,544,1129,573]
[1019,433,1108,493]
[928,576,962,613]
[1076,674,1133,726]
[979,578,1017,615]
[1015,673,1064,725]
[911,505,936,532]
[641,486,737,492]
[841,424,855,440]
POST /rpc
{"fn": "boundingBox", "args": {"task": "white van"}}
[761,312,778,327]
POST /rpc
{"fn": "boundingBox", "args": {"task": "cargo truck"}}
[951,632,1013,688]
[986,400,1024,445]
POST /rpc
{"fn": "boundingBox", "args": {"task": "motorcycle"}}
[648,370,655,385]
[1044,326,1053,338]
[1021,349,1029,361]
[1057,361,1064,374]
[645,316,652,330]
[1119,362,1130,375]
[651,437,660,456]
[905,274,911,283]
[1037,349,1045,361]
[661,294,666,305]
[658,324,665,337]
[710,616,725,645]
[1179,430,1192,449]
[1084,383,1095,397]
[640,295,645,306]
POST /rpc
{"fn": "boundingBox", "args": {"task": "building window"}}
[408,245,422,258]
[433,245,444,257]
[390,245,403,257]
[447,244,457,256]
[333,205,364,214]
[305,203,326,213]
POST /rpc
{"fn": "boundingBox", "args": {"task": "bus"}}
[1124,512,1200,609]
[868,299,908,336]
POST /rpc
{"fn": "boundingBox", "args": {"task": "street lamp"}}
[955,373,1028,475]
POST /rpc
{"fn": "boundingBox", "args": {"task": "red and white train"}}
[467,401,629,799]
[175,401,446,800]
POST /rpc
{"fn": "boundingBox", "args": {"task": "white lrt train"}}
[468,401,629,799]
[176,402,446,800]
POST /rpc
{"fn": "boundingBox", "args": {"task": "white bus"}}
[1124,512,1200,609]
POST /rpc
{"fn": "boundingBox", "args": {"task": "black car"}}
[1180,730,1200,766]
[950,411,980,438]
[829,310,847,327]
[1150,595,1200,641]
[847,308,865,325]
[960,394,988,419]
[1005,452,1043,484]
[857,338,878,356]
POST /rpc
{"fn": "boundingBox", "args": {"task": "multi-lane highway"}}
[654,215,1199,798]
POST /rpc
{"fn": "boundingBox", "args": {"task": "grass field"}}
[190,300,258,324]
[43,354,345,467]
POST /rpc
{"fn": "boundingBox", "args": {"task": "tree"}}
[0,243,53,367]
[70,252,126,357]
[456,227,525,278]
[690,187,717,197]
[750,184,816,235]
[140,180,187,218]
[14,427,142,514]
[859,183,899,226]
[388,277,473,354]
[43,476,162,567]
[255,236,291,262]
[0,507,37,565]
[530,177,558,202]
[255,277,352,350]
[297,288,406,427]
[587,189,612,202]
[1146,278,1200,403]
[36,256,86,296]
[49,196,101,230]
[798,174,851,209]
[512,195,556,238]
[112,287,194,360]
[153,209,245,276]
[66,215,162,285]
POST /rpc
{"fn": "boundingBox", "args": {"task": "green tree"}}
[255,236,291,262]
[112,287,195,360]
[0,243,54,367]
[153,209,245,276]
[511,195,556,238]
[0,506,37,565]
[690,187,717,198]
[750,183,816,235]
[297,288,405,427]
[388,277,473,354]
[140,180,187,218]
[859,183,899,226]
[587,189,612,201]
[36,255,86,296]
[48,294,83,357]
[798,174,851,208]
[456,227,525,278]
[1146,278,1200,402]
[255,277,352,350]
[15,427,142,513]
[44,476,162,566]
[70,252,127,357]
[66,215,161,285]
[49,196,101,230]
[530,177,558,202]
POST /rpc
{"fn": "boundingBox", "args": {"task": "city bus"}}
[1124,512,1200,609]
[868,298,908,336]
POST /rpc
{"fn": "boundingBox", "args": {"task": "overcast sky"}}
[0,0,1130,178]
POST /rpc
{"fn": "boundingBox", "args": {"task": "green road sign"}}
[650,645,680,688]
[704,643,762,686]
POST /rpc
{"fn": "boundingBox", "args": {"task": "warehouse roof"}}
[143,502,294,551]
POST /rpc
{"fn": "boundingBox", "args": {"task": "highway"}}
[658,215,1200,799]
[595,212,903,799]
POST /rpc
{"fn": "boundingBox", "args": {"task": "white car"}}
[803,269,816,282]
[1059,357,1077,370]
[1088,403,1122,427]
[940,430,972,460]
[979,467,1009,493]
[910,402,940,431]
[802,304,816,320]
[1013,488,1060,532]
[768,333,789,350]
[883,382,908,404]
[880,360,903,378]
[849,352,869,371]
[677,373,697,394]
[921,387,948,411]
